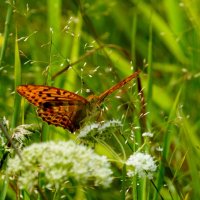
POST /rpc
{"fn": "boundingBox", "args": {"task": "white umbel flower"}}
[78,120,122,140]
[126,152,157,179]
[7,141,113,193]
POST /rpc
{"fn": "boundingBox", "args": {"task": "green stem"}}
[0,2,13,67]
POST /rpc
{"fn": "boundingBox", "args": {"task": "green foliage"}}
[0,0,200,199]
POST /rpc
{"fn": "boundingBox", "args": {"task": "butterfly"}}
[17,71,140,132]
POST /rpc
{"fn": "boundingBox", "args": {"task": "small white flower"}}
[0,117,10,147]
[78,123,99,138]
[98,120,122,131]
[142,132,154,137]
[78,120,122,140]
[156,146,163,152]
[7,141,113,193]
[49,27,53,33]
[12,124,37,149]
[2,116,9,129]
[13,124,36,138]
[126,152,157,179]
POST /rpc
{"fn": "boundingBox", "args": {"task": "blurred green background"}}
[0,0,200,199]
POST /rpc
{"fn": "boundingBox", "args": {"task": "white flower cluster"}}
[12,124,37,147]
[126,152,157,179]
[2,116,9,129]
[78,120,122,140]
[0,117,9,148]
[7,141,113,192]
[13,124,36,137]
[142,132,154,137]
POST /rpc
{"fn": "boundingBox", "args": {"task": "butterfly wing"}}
[17,85,89,132]
[17,85,88,106]
[38,103,87,132]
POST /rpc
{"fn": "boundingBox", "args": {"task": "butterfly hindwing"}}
[37,102,87,132]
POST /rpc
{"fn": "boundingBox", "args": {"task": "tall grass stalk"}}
[0,2,12,67]
[12,32,21,129]
[154,88,182,200]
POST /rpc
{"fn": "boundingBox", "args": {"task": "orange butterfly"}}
[17,71,140,132]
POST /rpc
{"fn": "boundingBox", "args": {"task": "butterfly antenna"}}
[97,70,140,104]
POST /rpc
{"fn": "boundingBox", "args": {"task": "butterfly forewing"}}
[17,85,89,106]
[17,85,89,132]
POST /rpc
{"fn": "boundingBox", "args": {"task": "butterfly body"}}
[17,71,140,132]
